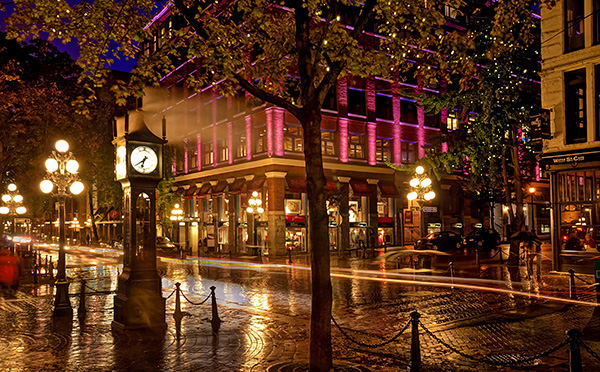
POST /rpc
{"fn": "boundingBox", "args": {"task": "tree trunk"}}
[88,189,99,243]
[302,110,333,372]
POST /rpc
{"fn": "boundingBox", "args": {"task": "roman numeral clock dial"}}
[130,145,158,174]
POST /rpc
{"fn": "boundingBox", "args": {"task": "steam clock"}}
[112,110,167,333]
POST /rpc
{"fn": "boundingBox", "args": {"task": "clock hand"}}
[135,156,148,167]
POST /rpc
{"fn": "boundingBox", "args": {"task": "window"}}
[233,89,246,115]
[595,0,600,45]
[203,142,213,165]
[216,97,227,122]
[565,69,587,144]
[348,88,366,116]
[203,101,213,126]
[376,94,393,120]
[376,139,391,162]
[191,147,198,169]
[566,0,584,52]
[255,126,267,154]
[400,100,418,123]
[284,125,303,152]
[218,138,228,162]
[236,133,247,158]
[401,141,417,164]
[322,86,337,111]
[444,5,458,19]
[447,111,459,131]
[321,131,336,156]
[425,112,441,128]
[348,135,364,159]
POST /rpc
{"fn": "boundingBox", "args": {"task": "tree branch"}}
[234,74,301,118]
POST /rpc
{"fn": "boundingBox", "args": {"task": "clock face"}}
[130,145,158,174]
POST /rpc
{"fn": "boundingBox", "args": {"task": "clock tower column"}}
[111,110,167,333]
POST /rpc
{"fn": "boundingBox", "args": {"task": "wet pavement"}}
[1,243,600,371]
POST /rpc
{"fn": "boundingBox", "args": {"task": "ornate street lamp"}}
[170,203,184,248]
[246,191,264,250]
[1,183,27,234]
[40,139,84,317]
[407,165,436,237]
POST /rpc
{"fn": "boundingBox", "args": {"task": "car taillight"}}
[562,235,568,241]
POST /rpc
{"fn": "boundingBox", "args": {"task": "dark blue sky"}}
[1,3,135,72]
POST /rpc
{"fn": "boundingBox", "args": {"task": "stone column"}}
[265,171,287,256]
[338,177,351,258]
[226,178,237,255]
[367,179,379,252]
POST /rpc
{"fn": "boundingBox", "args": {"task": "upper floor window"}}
[233,89,246,115]
[322,86,337,111]
[348,88,366,116]
[203,142,214,165]
[218,138,229,162]
[236,133,247,158]
[566,0,585,52]
[348,135,365,159]
[425,112,441,128]
[321,131,336,156]
[284,125,303,152]
[191,147,198,170]
[444,5,458,20]
[401,141,417,164]
[565,69,587,144]
[447,111,459,131]
[216,97,228,122]
[376,94,393,120]
[376,139,392,162]
[400,100,418,123]
[255,126,267,154]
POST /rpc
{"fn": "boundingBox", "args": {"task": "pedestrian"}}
[0,246,22,297]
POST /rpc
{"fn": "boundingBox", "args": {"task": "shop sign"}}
[285,215,306,222]
[422,206,437,213]
[109,209,119,219]
[256,221,268,227]
[378,217,393,223]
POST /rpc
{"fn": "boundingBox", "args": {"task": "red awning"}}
[183,185,198,199]
[197,183,212,195]
[228,178,246,194]
[350,181,372,197]
[212,181,228,194]
[287,177,338,193]
[378,182,400,198]
[247,176,266,191]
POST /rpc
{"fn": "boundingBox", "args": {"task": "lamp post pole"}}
[528,187,536,233]
[40,140,84,317]
[246,191,264,254]
[407,166,436,239]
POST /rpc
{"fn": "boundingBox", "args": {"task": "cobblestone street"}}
[1,245,599,371]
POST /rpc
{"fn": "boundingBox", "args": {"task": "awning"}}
[184,185,198,199]
[350,181,372,197]
[287,177,338,193]
[197,183,212,195]
[378,182,400,198]
[247,176,266,191]
[211,181,228,194]
[228,178,246,194]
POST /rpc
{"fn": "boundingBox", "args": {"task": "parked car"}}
[464,228,501,249]
[415,231,463,251]
[156,236,177,252]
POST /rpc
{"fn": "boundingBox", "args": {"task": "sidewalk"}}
[1,246,599,371]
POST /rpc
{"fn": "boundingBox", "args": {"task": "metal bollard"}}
[569,269,577,300]
[33,262,38,284]
[78,279,86,317]
[475,248,480,269]
[287,248,293,264]
[499,245,503,264]
[449,262,455,288]
[174,282,183,320]
[210,286,221,324]
[566,329,583,372]
[49,258,54,281]
[409,311,421,371]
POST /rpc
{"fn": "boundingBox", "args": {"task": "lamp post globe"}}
[7,183,17,192]
[406,165,436,239]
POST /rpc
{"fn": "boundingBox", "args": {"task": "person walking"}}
[0,246,22,297]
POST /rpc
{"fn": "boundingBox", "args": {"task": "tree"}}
[418,0,542,263]
[7,1,471,370]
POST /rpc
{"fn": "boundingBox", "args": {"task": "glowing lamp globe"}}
[7,184,17,192]
[252,191,259,198]
[415,165,425,175]
[257,207,264,214]
[13,195,23,203]
[0,206,9,215]
[55,140,69,153]
[16,206,26,214]
[407,191,418,201]
[70,181,84,195]
[66,159,79,174]
[246,206,253,214]
[1,194,10,203]
[45,158,59,173]
[421,178,432,188]
[409,178,419,188]
[40,180,54,194]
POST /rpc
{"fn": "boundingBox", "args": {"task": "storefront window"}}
[284,125,303,152]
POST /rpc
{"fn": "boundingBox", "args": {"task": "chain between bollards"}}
[409,311,421,371]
